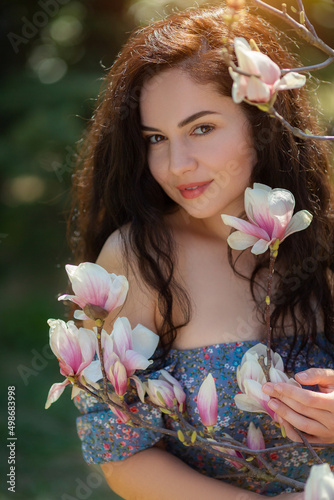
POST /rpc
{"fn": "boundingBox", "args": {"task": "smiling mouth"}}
[177,180,213,199]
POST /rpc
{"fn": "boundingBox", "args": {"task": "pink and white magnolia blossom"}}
[229,37,306,105]
[197,373,218,428]
[83,318,159,397]
[145,370,186,410]
[304,463,334,500]
[45,319,97,408]
[221,183,313,255]
[58,262,129,320]
[211,432,244,470]
[247,422,265,451]
[235,343,300,419]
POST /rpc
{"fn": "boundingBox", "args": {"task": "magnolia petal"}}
[130,375,146,403]
[45,380,69,409]
[233,38,280,86]
[241,343,267,360]
[49,319,82,376]
[124,350,152,375]
[65,262,111,309]
[105,274,129,312]
[268,190,295,241]
[245,186,275,235]
[275,72,306,91]
[82,360,103,383]
[221,214,269,240]
[305,463,334,500]
[101,329,114,362]
[252,53,280,86]
[57,293,86,309]
[160,370,186,404]
[269,367,290,384]
[147,379,175,407]
[247,422,265,451]
[197,373,218,427]
[244,379,276,419]
[234,38,262,76]
[73,309,89,321]
[287,377,302,388]
[227,231,260,251]
[112,360,128,396]
[109,405,131,423]
[246,75,271,103]
[234,393,265,413]
[112,317,132,359]
[272,351,284,371]
[131,324,160,359]
[237,359,266,392]
[251,238,271,255]
[71,385,81,399]
[229,69,248,104]
[252,183,272,192]
[283,210,313,240]
[77,328,98,371]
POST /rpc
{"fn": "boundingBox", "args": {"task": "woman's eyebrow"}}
[141,111,219,132]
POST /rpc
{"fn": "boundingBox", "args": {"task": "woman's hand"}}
[262,368,334,444]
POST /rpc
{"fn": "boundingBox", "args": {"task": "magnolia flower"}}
[58,262,129,321]
[197,373,218,428]
[83,318,159,398]
[235,343,300,419]
[108,404,131,424]
[247,422,265,451]
[229,37,306,105]
[211,433,244,470]
[145,370,186,410]
[221,183,313,255]
[304,463,334,500]
[45,319,97,408]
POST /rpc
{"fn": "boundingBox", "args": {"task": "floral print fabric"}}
[74,335,334,496]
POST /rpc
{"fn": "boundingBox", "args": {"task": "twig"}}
[294,428,323,465]
[270,108,334,141]
[295,0,317,37]
[96,322,108,400]
[281,56,334,74]
[249,0,334,57]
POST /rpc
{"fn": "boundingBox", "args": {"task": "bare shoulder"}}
[96,227,158,334]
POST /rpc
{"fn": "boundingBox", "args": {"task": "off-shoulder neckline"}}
[169,339,263,354]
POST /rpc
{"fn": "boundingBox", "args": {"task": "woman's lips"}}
[177,180,213,199]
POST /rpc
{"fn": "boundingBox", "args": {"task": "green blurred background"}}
[0,1,333,499]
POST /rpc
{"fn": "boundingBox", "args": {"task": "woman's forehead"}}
[140,68,235,125]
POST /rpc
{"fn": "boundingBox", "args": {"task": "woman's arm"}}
[101,446,303,500]
[262,368,334,443]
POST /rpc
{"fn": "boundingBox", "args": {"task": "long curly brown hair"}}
[68,6,334,369]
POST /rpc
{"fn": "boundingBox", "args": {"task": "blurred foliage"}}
[0,0,333,499]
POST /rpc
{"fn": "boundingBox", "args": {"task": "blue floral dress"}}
[74,335,334,496]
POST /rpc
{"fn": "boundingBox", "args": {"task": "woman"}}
[71,6,334,499]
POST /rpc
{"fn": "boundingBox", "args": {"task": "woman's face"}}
[140,68,257,220]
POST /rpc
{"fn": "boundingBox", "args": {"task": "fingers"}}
[277,415,332,444]
[262,382,331,411]
[295,368,334,390]
[267,397,332,442]
[262,382,334,444]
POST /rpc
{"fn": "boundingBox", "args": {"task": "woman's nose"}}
[168,141,197,175]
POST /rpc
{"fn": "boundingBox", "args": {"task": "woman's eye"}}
[193,125,214,135]
[147,134,166,144]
